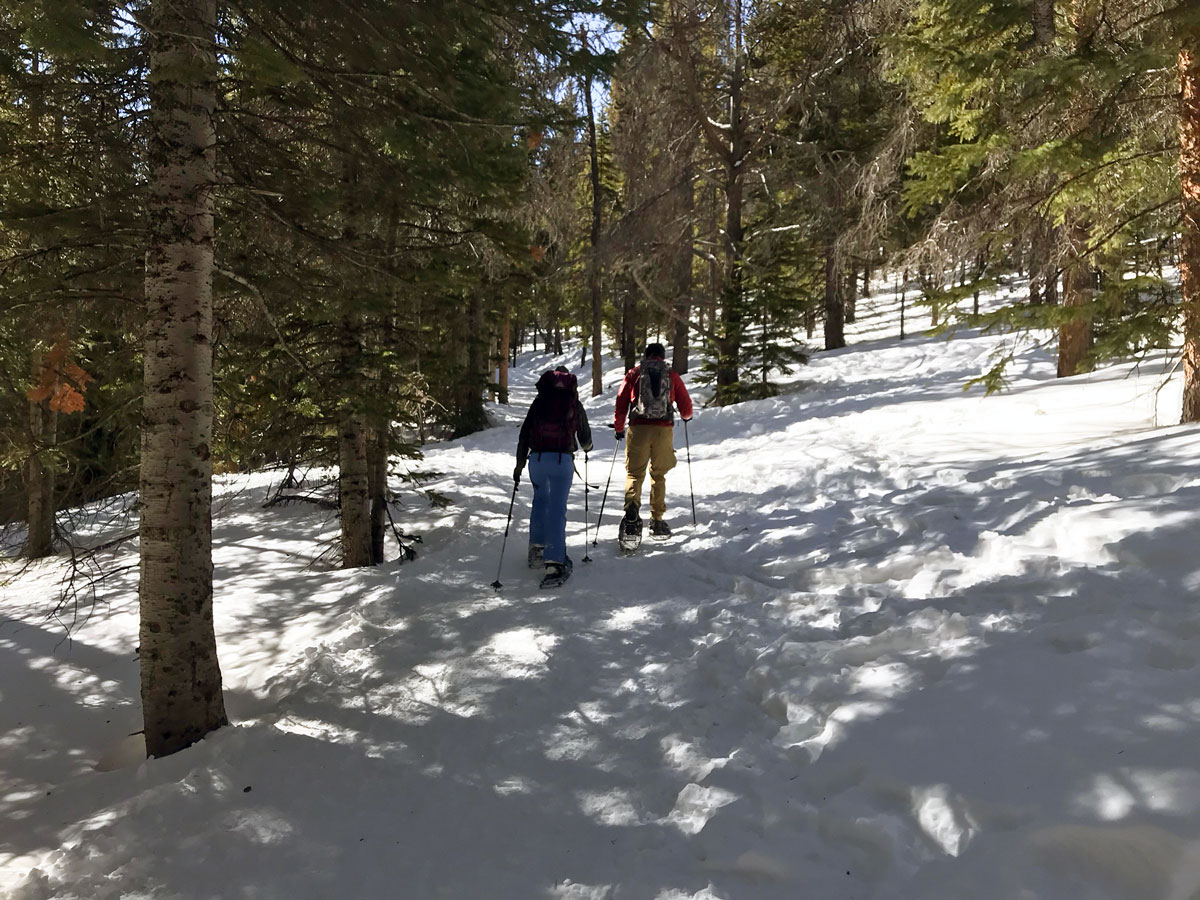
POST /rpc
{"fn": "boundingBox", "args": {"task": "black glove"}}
[581,442,593,454]
[614,430,625,441]
[513,466,522,485]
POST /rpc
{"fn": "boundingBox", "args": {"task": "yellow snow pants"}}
[623,423,677,520]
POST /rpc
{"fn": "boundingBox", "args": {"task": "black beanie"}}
[644,342,666,358]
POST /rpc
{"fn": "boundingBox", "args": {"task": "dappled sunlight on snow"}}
[666,783,739,835]
[575,787,646,826]
[273,715,363,745]
[600,604,656,630]
[485,627,559,670]
[1073,769,1200,820]
[230,809,296,845]
[12,282,1200,898]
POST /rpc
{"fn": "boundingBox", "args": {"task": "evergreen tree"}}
[890,0,1186,389]
[139,0,228,757]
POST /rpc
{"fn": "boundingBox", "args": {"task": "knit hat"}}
[644,342,666,359]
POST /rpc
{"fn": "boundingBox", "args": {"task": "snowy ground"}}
[5,278,1200,899]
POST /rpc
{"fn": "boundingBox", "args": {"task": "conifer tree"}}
[891,0,1184,389]
[139,0,228,757]
[1177,7,1200,421]
[0,3,144,559]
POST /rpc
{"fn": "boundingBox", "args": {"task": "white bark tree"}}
[139,0,228,757]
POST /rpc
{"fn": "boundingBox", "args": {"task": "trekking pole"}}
[684,418,697,525]
[491,479,520,590]
[592,436,622,547]
[582,451,592,563]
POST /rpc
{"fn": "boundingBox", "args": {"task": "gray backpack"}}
[633,358,673,421]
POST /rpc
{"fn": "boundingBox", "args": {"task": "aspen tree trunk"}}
[823,244,845,350]
[140,0,227,757]
[1181,35,1200,422]
[1058,215,1095,377]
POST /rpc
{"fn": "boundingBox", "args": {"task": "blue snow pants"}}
[528,451,574,565]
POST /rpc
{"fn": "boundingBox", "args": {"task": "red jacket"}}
[614,359,693,431]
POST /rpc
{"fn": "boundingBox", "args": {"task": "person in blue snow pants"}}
[514,368,592,587]
[527,452,574,567]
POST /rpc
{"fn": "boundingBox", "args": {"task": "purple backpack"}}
[529,370,579,453]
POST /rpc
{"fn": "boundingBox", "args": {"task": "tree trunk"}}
[339,409,372,567]
[1180,35,1200,421]
[1058,215,1095,377]
[336,150,376,564]
[450,289,488,436]
[714,49,746,399]
[1029,218,1054,305]
[499,317,510,404]
[1033,0,1056,47]
[622,280,637,371]
[584,76,605,398]
[368,428,388,566]
[24,350,56,559]
[140,0,227,758]
[823,244,845,350]
[844,269,857,324]
[671,174,693,375]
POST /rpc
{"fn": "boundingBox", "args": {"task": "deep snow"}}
[5,277,1200,899]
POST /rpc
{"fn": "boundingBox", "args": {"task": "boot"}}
[527,543,544,569]
[540,562,570,589]
[619,504,643,550]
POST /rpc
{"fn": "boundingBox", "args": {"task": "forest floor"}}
[5,278,1200,899]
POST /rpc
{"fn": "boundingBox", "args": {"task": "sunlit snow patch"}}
[485,627,558,672]
[666,783,739,835]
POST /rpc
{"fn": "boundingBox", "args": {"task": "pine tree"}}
[0,3,144,559]
[891,0,1184,388]
[1177,6,1200,421]
[139,0,228,757]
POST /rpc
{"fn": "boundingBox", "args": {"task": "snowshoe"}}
[649,519,672,540]
[527,543,544,569]
[618,506,643,555]
[540,562,570,589]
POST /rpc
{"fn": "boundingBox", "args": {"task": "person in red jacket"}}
[613,343,693,538]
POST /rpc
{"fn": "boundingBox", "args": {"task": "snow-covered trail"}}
[7,282,1200,899]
